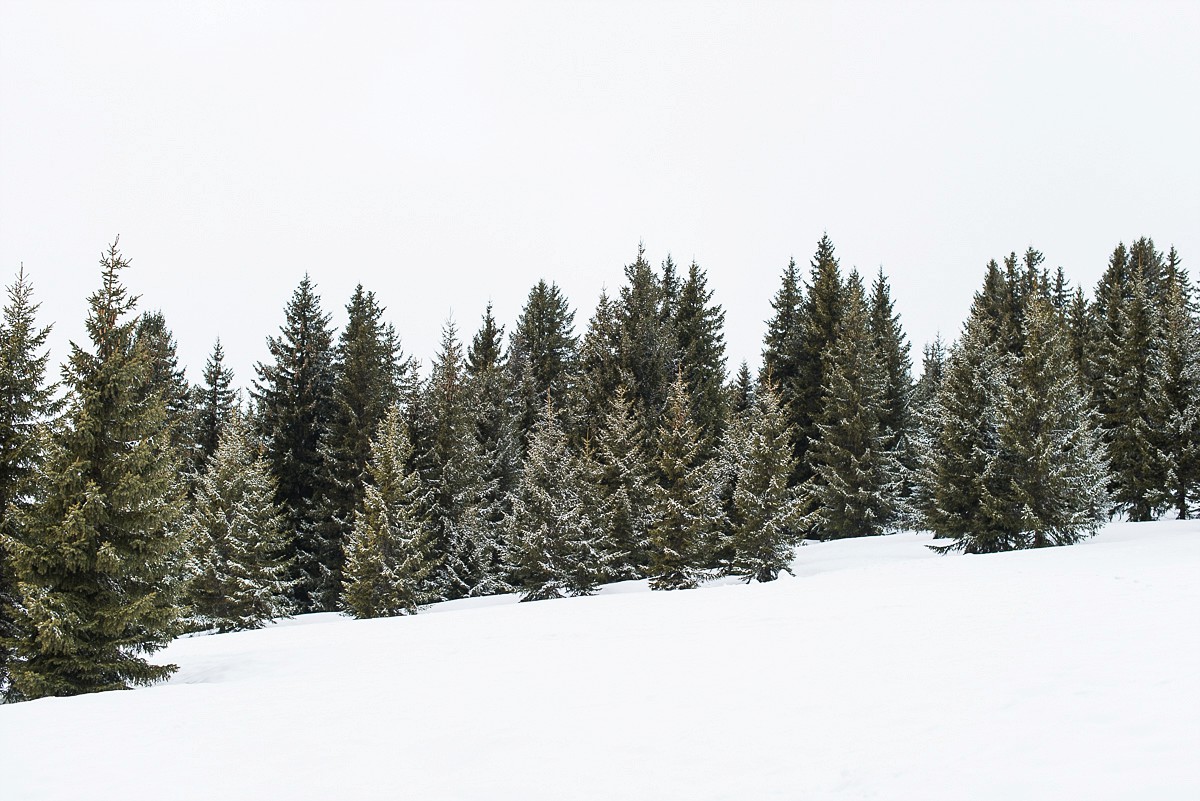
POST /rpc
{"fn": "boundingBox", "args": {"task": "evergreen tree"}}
[802,271,899,539]
[1155,258,1200,518]
[0,266,56,695]
[908,335,948,529]
[342,406,438,618]
[647,374,710,590]
[760,256,805,433]
[414,321,486,600]
[189,338,237,473]
[183,411,292,632]
[465,303,519,596]
[316,285,405,602]
[4,241,182,700]
[672,260,728,452]
[574,290,624,446]
[508,280,579,443]
[724,382,802,581]
[952,294,1108,552]
[591,384,655,577]
[729,360,756,417]
[793,234,845,485]
[508,402,617,600]
[867,269,914,462]
[617,245,676,449]
[252,275,338,611]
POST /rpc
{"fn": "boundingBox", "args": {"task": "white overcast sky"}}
[2,1,1197,387]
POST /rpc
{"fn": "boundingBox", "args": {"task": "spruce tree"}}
[414,321,486,600]
[342,406,438,618]
[968,293,1109,551]
[729,360,756,417]
[1155,258,1200,518]
[575,290,624,446]
[508,280,579,443]
[252,275,338,611]
[316,285,405,602]
[0,266,56,695]
[134,310,192,450]
[802,271,899,539]
[867,269,914,467]
[647,374,710,590]
[794,234,845,485]
[591,384,655,577]
[725,382,802,581]
[508,402,617,600]
[760,257,805,459]
[617,245,676,450]
[672,260,728,453]
[465,303,520,596]
[190,338,237,471]
[183,411,293,632]
[4,241,182,699]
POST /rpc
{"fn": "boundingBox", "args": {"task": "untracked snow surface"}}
[2,521,1198,800]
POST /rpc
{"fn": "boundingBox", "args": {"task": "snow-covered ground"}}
[3,521,1198,801]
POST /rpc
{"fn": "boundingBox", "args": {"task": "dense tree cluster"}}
[0,233,1194,701]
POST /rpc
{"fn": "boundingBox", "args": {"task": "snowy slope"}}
[2,521,1197,801]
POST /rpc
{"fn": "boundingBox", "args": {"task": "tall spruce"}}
[725,381,802,581]
[252,275,338,611]
[617,245,676,450]
[4,241,182,700]
[342,406,438,617]
[760,257,805,441]
[867,269,914,470]
[672,260,728,453]
[1155,255,1200,518]
[0,266,56,695]
[183,411,292,632]
[647,374,710,590]
[317,285,405,602]
[802,271,899,539]
[575,290,625,446]
[134,310,192,447]
[794,234,845,484]
[414,321,486,600]
[465,304,520,596]
[591,384,655,577]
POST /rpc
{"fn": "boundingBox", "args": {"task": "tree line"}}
[0,234,1195,701]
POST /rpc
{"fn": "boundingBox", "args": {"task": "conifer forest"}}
[0,233,1196,702]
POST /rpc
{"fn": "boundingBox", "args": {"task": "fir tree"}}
[1155,258,1200,518]
[508,280,579,443]
[189,338,237,473]
[760,256,805,439]
[0,266,56,695]
[647,374,710,590]
[464,303,519,596]
[591,384,655,577]
[724,382,802,581]
[508,402,617,600]
[575,290,625,446]
[342,406,438,617]
[802,271,899,539]
[316,285,405,603]
[134,310,192,446]
[729,360,756,417]
[183,411,293,632]
[252,275,338,611]
[794,234,845,485]
[414,321,486,600]
[4,241,182,700]
[952,294,1108,552]
[672,260,728,453]
[867,269,914,463]
[617,245,676,450]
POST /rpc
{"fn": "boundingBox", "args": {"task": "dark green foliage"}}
[647,375,711,590]
[252,275,338,611]
[1155,254,1200,518]
[135,311,192,438]
[802,271,900,539]
[183,412,292,632]
[509,403,618,601]
[590,385,654,577]
[414,322,486,600]
[342,406,438,617]
[617,245,676,449]
[574,291,623,447]
[465,304,520,596]
[4,241,182,700]
[508,280,579,443]
[189,339,237,472]
[0,266,56,694]
[317,285,406,604]
[672,260,728,453]
[729,361,755,417]
[723,382,801,582]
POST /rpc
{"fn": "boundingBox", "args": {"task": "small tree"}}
[184,412,293,632]
[342,406,437,618]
